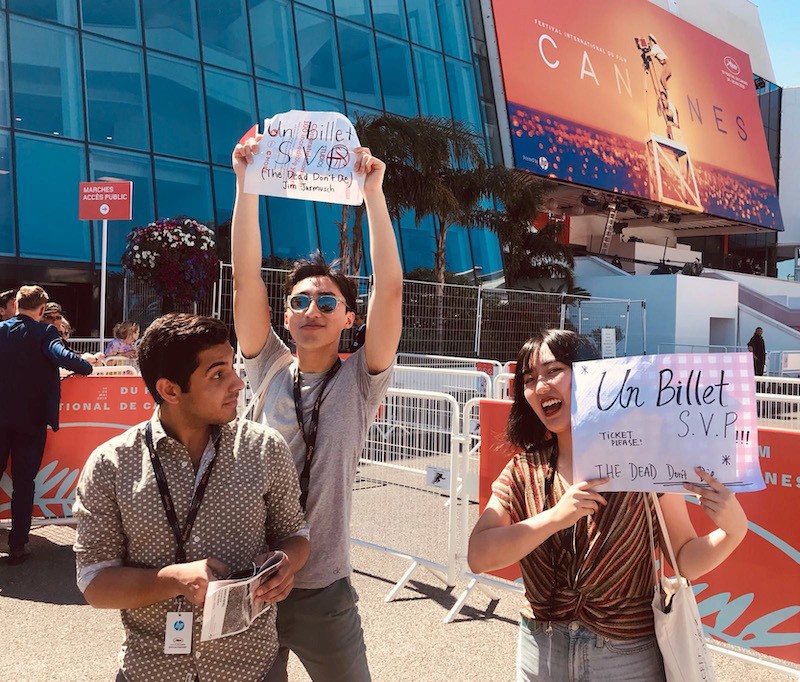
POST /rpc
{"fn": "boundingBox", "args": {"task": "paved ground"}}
[1,525,798,681]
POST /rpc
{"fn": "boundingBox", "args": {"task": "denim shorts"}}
[517,617,666,682]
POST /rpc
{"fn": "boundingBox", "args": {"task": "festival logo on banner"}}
[571,353,764,492]
[243,110,365,205]
[0,376,154,519]
[478,400,800,664]
[490,0,783,230]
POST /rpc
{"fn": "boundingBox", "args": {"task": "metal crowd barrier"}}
[397,352,504,378]
[391,366,492,410]
[492,373,515,401]
[352,387,465,592]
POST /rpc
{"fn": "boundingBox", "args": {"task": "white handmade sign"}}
[243,110,364,205]
[571,353,764,492]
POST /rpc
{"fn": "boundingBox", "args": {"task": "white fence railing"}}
[391,366,491,411]
[353,387,464,589]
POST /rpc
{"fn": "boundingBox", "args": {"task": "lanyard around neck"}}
[293,358,342,510]
[144,422,220,564]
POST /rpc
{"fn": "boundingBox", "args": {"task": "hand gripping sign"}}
[571,353,765,493]
[243,110,365,206]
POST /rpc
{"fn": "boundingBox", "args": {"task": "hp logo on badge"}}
[173,620,185,631]
[538,157,549,171]
[99,203,110,215]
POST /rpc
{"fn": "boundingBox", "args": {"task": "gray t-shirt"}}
[244,329,393,589]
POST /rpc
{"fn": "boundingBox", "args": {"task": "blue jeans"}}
[517,618,666,682]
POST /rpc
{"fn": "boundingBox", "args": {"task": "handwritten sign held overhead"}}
[243,110,364,206]
[571,353,764,493]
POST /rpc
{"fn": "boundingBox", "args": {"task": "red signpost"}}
[78,181,133,348]
[78,181,133,221]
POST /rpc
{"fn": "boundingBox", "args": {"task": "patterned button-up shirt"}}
[73,414,306,682]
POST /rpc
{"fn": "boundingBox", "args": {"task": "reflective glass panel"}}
[212,165,235,227]
[89,147,154,265]
[315,202,345,262]
[204,67,255,165]
[346,102,381,119]
[257,80,302,119]
[405,0,440,50]
[197,0,251,73]
[413,47,450,118]
[295,7,342,98]
[268,196,318,260]
[436,0,469,60]
[335,0,370,26]
[16,134,89,260]
[0,12,8,128]
[399,209,435,271]
[154,156,213,223]
[81,0,141,44]
[446,58,481,132]
[376,35,417,117]
[7,0,77,26]
[249,0,298,85]
[296,0,332,12]
[338,22,381,108]
[0,131,14,255]
[303,92,344,114]
[10,17,84,139]
[444,225,472,273]
[142,0,199,59]
[469,227,502,275]
[84,37,149,151]
[371,0,406,38]
[148,54,207,160]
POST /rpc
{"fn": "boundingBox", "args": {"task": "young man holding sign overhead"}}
[231,126,401,681]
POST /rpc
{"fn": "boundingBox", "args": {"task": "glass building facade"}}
[0,0,504,334]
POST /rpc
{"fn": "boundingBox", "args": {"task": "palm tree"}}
[339,114,552,339]
[503,218,577,289]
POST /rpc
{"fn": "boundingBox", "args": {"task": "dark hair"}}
[506,329,598,452]
[139,314,230,404]
[284,251,357,312]
[0,289,17,307]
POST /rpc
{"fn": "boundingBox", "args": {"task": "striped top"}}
[492,449,662,639]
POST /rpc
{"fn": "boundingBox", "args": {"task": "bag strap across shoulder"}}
[643,491,685,587]
[245,352,293,421]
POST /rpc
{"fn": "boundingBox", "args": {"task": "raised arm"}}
[468,479,608,575]
[357,148,403,374]
[659,468,747,581]
[43,327,93,375]
[232,134,272,358]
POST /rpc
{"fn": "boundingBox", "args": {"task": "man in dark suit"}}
[349,313,367,353]
[0,285,94,564]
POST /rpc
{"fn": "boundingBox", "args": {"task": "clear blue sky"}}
[754,0,800,86]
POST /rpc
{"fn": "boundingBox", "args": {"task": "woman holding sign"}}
[468,330,747,681]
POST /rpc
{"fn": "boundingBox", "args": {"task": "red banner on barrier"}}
[0,375,153,520]
[478,399,800,664]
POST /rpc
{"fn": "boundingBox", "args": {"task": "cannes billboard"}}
[492,0,783,230]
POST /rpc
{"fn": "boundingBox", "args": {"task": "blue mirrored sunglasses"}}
[288,294,346,314]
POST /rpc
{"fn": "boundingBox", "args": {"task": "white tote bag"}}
[644,493,716,682]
